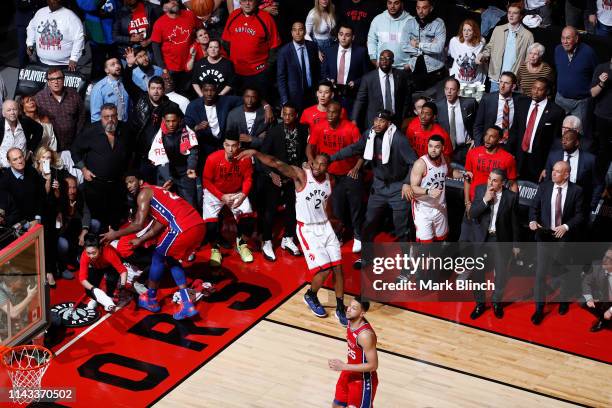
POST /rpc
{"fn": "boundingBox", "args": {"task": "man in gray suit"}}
[351,50,412,130]
[582,247,612,332]
[435,77,478,165]
[225,87,271,150]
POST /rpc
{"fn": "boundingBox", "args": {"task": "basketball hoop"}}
[1,345,53,404]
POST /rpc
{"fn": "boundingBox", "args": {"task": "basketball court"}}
[0,228,610,407]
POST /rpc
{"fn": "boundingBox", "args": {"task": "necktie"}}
[565,153,571,162]
[554,186,562,227]
[300,46,309,90]
[449,105,457,148]
[384,74,393,113]
[338,49,347,85]
[521,103,539,152]
[502,98,510,143]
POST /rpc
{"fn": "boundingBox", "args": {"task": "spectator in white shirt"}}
[524,0,553,28]
[0,101,28,168]
[588,0,612,37]
[448,19,486,85]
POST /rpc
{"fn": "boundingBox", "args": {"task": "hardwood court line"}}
[263,317,591,408]
[147,283,308,408]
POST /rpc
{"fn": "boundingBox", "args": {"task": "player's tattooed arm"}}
[236,149,306,189]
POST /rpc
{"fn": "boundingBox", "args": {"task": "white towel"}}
[363,124,396,164]
[148,124,198,166]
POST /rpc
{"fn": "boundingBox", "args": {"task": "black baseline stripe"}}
[264,317,593,408]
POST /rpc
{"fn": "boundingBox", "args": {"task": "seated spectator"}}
[582,247,612,332]
[524,0,552,28]
[226,87,271,150]
[305,0,337,59]
[0,101,35,168]
[405,102,453,165]
[186,27,210,72]
[90,57,131,122]
[401,0,446,92]
[588,1,612,37]
[113,0,162,55]
[17,95,57,151]
[26,0,85,70]
[517,43,554,97]
[129,46,164,92]
[367,0,412,69]
[191,39,234,97]
[448,19,486,85]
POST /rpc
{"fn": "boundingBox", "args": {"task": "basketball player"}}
[100,171,206,320]
[236,149,348,326]
[328,297,378,408]
[410,135,449,242]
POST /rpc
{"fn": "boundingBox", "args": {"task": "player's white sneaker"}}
[86,299,98,310]
[352,239,362,253]
[262,240,276,261]
[281,237,301,256]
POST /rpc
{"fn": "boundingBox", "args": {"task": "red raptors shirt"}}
[128,2,149,39]
[346,320,377,379]
[309,120,360,175]
[203,149,253,199]
[78,245,127,282]
[222,9,281,76]
[145,183,204,231]
[406,118,453,163]
[300,105,348,132]
[464,146,517,200]
[151,10,200,72]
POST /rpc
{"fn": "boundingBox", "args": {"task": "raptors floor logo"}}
[50,302,100,327]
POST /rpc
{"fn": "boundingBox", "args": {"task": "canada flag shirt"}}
[151,10,200,72]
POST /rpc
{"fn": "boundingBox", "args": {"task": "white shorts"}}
[202,189,254,222]
[412,204,448,242]
[296,220,342,273]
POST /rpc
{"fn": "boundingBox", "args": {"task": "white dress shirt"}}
[1,121,27,168]
[204,105,220,138]
[487,190,503,233]
[564,149,579,183]
[336,46,352,85]
[245,111,257,134]
[378,68,395,112]
[447,100,468,145]
[495,94,515,129]
[550,181,569,230]
[524,99,548,153]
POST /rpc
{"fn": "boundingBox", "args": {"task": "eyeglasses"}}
[47,77,64,82]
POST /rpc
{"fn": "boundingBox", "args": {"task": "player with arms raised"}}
[328,297,378,408]
[237,149,348,326]
[100,171,206,320]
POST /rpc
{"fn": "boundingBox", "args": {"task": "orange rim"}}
[1,345,53,371]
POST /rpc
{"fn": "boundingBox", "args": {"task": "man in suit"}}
[474,71,521,147]
[511,77,565,183]
[0,100,42,167]
[435,77,477,165]
[469,169,520,320]
[226,87,271,150]
[543,129,603,210]
[529,160,585,324]
[321,23,370,116]
[582,247,612,332]
[352,50,412,130]
[258,103,307,261]
[277,21,320,111]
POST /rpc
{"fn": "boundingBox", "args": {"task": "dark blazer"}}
[0,166,45,221]
[321,44,370,95]
[545,148,603,210]
[225,105,270,150]
[435,97,478,145]
[261,123,308,166]
[510,98,565,181]
[277,40,320,110]
[582,264,611,302]
[351,68,411,129]
[184,95,244,149]
[0,116,43,154]
[470,185,520,243]
[473,92,522,146]
[113,2,163,51]
[529,180,585,241]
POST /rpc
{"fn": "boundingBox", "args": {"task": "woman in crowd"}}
[448,19,486,85]
[191,39,234,97]
[517,43,554,97]
[186,27,211,72]
[305,0,336,60]
[18,94,57,151]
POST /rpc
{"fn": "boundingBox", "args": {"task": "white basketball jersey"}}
[415,154,447,209]
[295,169,331,224]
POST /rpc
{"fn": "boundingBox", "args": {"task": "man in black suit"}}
[277,21,320,111]
[226,87,271,150]
[529,160,585,324]
[543,129,603,210]
[582,247,612,332]
[351,50,411,130]
[435,77,477,165]
[257,103,307,261]
[474,71,521,147]
[511,77,565,183]
[469,169,520,320]
[321,23,370,116]
[0,100,42,166]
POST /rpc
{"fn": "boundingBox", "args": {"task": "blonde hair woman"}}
[305,0,336,60]
[17,94,57,151]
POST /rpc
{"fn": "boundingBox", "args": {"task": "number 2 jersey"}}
[295,169,331,224]
[144,183,203,232]
[414,154,447,211]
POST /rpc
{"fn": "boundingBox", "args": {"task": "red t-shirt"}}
[151,10,200,72]
[464,146,517,200]
[222,9,281,76]
[309,120,360,175]
[406,118,453,162]
[79,245,127,282]
[203,149,253,199]
[300,105,349,133]
[128,2,149,39]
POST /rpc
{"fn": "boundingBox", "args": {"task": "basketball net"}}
[1,345,53,404]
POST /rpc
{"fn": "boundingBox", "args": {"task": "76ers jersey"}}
[295,169,331,224]
[347,321,376,371]
[145,183,203,232]
[415,155,447,210]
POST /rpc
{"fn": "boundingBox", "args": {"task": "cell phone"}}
[42,158,51,174]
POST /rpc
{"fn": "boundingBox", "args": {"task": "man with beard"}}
[90,57,131,122]
[71,104,133,229]
[405,102,453,165]
[226,87,271,149]
[128,46,164,92]
[410,135,448,242]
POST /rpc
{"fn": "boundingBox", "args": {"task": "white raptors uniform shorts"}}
[412,204,448,242]
[296,220,342,273]
[202,189,254,222]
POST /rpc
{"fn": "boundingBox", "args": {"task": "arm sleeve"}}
[152,42,166,69]
[304,10,315,42]
[276,49,289,105]
[70,16,85,62]
[89,86,103,122]
[105,246,128,274]
[401,22,418,56]
[187,146,198,170]
[78,251,90,282]
[70,132,87,169]
[202,157,224,200]
[366,19,378,60]
[331,132,368,161]
[419,21,446,55]
[26,12,37,46]
[81,199,92,230]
